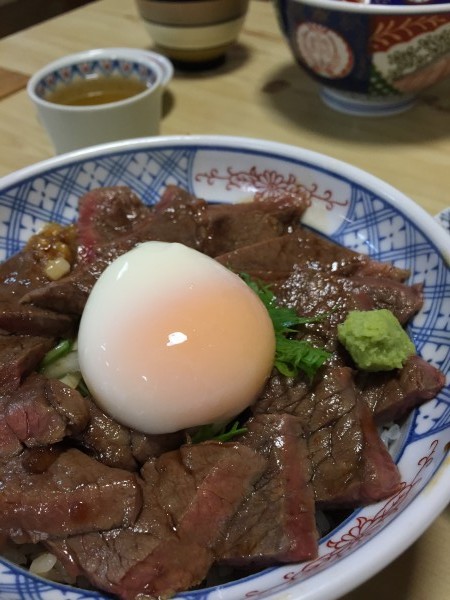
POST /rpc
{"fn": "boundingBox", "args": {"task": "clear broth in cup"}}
[47,76,148,106]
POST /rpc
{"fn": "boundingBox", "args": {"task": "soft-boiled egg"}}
[78,242,276,434]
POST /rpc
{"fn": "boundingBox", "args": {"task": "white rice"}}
[380,422,402,455]
[29,552,57,575]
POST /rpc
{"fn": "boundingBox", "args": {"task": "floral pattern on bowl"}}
[274,0,450,115]
[370,16,450,95]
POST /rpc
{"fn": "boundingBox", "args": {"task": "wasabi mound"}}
[337,309,416,372]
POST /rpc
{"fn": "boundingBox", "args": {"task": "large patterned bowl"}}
[0,136,449,600]
[273,0,450,116]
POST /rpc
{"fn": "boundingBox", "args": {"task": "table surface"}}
[0,1,449,598]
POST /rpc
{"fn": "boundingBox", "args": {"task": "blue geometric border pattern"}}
[332,185,450,369]
[0,561,102,599]
[330,184,450,444]
[413,389,450,441]
[0,148,193,258]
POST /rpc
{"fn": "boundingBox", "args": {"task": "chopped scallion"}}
[39,339,73,369]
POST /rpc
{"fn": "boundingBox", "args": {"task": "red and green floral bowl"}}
[273,0,450,116]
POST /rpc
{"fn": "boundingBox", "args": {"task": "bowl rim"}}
[1,134,450,253]
[0,134,449,600]
[276,0,450,16]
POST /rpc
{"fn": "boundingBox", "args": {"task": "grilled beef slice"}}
[76,186,154,262]
[216,229,410,282]
[75,398,183,471]
[255,367,401,506]
[275,268,422,326]
[203,194,307,256]
[160,186,308,257]
[308,383,401,506]
[47,441,266,600]
[0,373,89,457]
[130,429,186,465]
[216,413,318,567]
[0,245,74,336]
[0,335,55,394]
[0,406,22,457]
[0,448,142,543]
[357,355,446,424]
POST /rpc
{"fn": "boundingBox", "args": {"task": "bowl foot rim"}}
[320,86,417,117]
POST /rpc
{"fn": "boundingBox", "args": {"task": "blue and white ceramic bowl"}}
[0,136,449,600]
[273,0,450,116]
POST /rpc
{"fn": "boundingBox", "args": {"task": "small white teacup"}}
[27,48,167,154]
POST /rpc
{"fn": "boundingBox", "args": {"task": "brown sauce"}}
[46,76,148,106]
[25,222,76,264]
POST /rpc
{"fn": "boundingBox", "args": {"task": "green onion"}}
[39,339,73,369]
[76,378,90,397]
[190,421,247,444]
[241,273,331,380]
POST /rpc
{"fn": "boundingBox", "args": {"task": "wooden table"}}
[0,1,448,598]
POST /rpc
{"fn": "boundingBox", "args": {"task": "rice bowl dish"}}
[0,135,449,600]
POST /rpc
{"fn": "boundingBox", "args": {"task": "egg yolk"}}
[77,242,276,434]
